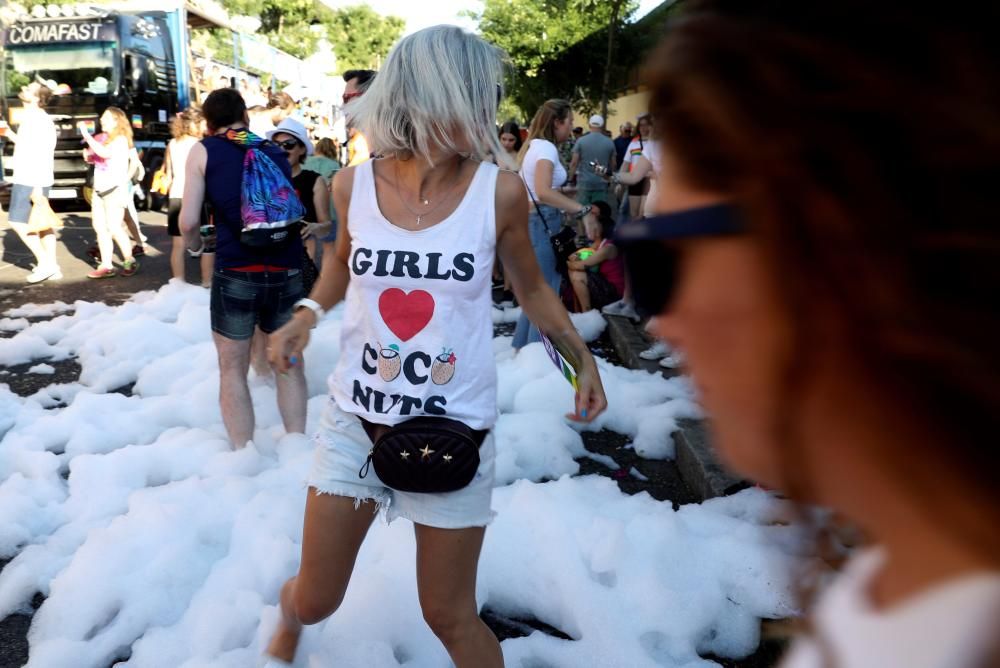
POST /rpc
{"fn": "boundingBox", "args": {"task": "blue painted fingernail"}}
[289,355,298,365]
[581,409,588,418]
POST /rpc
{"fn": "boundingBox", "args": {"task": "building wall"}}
[573,88,650,136]
[606,89,651,132]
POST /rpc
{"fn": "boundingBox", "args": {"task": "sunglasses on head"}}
[276,139,302,151]
[615,203,744,316]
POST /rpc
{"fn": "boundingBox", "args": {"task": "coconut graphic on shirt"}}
[378,343,401,382]
[431,348,456,385]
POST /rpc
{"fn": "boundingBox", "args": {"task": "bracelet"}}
[294,297,325,327]
[573,206,590,220]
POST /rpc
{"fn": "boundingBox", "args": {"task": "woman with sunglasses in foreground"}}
[617,2,1000,666]
[262,26,607,667]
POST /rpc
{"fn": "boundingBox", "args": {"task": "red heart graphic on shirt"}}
[378,289,435,342]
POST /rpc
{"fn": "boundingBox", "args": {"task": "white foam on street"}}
[0,282,805,667]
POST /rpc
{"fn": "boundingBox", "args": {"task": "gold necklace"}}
[393,158,465,226]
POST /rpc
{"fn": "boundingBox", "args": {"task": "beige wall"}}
[606,89,651,133]
[573,89,651,135]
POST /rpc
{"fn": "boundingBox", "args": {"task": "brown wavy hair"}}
[646,0,1000,564]
[103,106,134,148]
[517,98,572,165]
[170,107,203,140]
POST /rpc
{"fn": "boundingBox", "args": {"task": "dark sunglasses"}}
[615,203,744,316]
[276,139,302,151]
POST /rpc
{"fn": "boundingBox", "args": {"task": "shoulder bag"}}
[521,173,579,275]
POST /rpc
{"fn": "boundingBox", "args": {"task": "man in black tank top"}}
[178,88,307,450]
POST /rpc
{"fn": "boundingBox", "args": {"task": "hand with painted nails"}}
[268,310,312,373]
[566,360,607,424]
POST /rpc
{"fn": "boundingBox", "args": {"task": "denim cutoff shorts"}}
[210,267,303,340]
[7,184,50,224]
[308,402,497,529]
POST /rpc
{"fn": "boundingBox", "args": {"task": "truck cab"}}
[1,6,179,206]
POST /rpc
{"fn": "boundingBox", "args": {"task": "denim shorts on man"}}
[7,184,50,224]
[210,268,303,340]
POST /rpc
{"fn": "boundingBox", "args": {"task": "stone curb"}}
[602,314,746,501]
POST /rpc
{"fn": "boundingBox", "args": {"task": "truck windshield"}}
[3,43,114,97]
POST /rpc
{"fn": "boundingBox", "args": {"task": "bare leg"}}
[170,236,186,281]
[628,194,644,221]
[416,524,502,668]
[7,221,46,267]
[39,230,59,270]
[106,199,134,263]
[200,252,214,288]
[123,204,142,246]
[250,327,271,379]
[274,352,306,435]
[91,197,115,269]
[265,491,379,662]
[568,268,591,312]
[213,332,254,448]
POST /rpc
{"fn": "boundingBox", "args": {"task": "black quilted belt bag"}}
[358,416,488,493]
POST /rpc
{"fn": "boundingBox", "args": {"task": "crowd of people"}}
[2,4,999,668]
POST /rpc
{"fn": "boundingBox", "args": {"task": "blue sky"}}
[320,0,665,36]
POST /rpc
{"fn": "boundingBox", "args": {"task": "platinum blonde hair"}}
[347,25,515,169]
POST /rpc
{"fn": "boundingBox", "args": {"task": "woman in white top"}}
[621,114,653,220]
[262,26,607,668]
[617,3,1000,667]
[0,81,60,283]
[79,107,138,279]
[512,98,596,350]
[602,134,661,218]
[163,107,209,284]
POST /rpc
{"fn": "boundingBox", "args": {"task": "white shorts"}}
[308,402,496,529]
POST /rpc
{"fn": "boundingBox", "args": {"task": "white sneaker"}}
[601,299,627,315]
[659,352,686,369]
[26,265,61,284]
[639,341,671,360]
[617,302,640,322]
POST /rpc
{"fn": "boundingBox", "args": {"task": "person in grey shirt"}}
[569,114,617,205]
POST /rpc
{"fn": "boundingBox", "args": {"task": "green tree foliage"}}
[9,0,403,68]
[470,0,638,116]
[325,4,405,73]
[220,0,334,59]
[218,1,403,71]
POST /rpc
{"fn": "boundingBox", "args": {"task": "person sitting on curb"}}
[566,201,624,312]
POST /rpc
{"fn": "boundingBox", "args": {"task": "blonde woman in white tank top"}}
[262,26,608,668]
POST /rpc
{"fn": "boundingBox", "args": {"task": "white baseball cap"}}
[588,114,605,127]
[267,117,314,155]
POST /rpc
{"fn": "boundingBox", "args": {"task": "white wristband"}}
[294,298,324,327]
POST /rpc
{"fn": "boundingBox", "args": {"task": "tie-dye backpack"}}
[223,128,305,247]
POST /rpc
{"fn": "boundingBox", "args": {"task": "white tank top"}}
[329,159,500,430]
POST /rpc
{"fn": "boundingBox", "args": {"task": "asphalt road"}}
[0,208,183,310]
